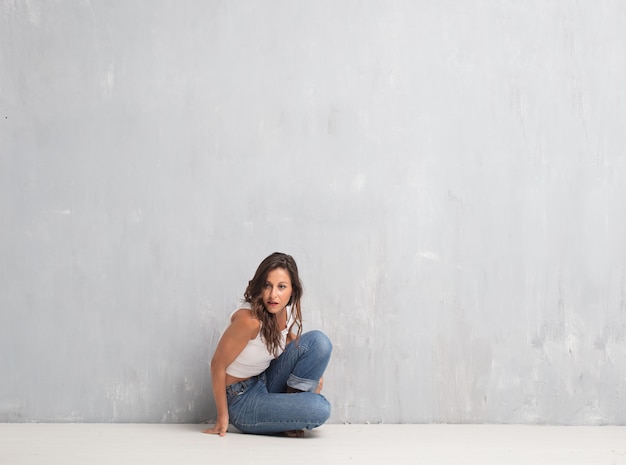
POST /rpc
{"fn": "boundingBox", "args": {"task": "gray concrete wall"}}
[1,1,625,425]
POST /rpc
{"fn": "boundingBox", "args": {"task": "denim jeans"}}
[226,330,332,435]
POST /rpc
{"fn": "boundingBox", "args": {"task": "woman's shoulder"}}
[230,306,260,331]
[228,301,251,319]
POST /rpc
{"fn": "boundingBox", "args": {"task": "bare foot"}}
[316,377,323,394]
[282,430,305,437]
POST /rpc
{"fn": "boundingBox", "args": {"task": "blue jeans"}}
[226,330,332,435]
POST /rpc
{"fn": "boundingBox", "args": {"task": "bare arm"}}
[203,310,259,437]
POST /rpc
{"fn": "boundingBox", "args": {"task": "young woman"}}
[203,252,332,437]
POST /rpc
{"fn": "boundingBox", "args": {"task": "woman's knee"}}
[297,392,331,428]
[302,330,332,356]
[312,394,331,426]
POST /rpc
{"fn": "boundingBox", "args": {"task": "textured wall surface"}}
[1,1,625,425]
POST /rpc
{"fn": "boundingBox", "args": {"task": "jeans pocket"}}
[226,384,245,402]
[227,376,260,403]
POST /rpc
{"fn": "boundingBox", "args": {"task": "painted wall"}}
[1,1,625,425]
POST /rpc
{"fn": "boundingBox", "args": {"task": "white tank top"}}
[225,302,293,378]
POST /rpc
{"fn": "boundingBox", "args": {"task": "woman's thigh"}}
[231,389,331,435]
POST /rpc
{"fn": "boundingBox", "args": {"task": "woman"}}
[203,252,332,436]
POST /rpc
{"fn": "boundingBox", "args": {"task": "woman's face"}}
[262,267,293,315]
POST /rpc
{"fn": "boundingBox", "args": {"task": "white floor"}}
[1,423,625,465]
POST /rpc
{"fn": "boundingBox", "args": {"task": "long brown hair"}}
[243,252,303,356]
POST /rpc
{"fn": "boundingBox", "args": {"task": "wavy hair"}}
[243,252,303,356]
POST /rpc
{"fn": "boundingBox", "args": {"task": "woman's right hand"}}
[202,415,229,437]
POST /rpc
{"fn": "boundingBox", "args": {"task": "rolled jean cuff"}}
[287,374,319,392]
